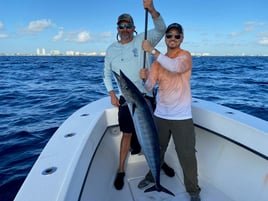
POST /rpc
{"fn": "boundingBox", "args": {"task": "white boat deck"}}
[113,157,232,201]
[80,126,233,201]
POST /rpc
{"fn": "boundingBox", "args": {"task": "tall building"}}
[42,48,46,55]
[36,48,40,55]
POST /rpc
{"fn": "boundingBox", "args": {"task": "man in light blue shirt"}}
[103,0,174,191]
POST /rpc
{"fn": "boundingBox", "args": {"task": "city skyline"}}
[1,46,268,57]
[34,47,106,56]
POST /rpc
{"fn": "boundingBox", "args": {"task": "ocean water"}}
[0,56,267,200]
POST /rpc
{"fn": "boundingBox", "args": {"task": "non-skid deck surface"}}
[81,126,234,201]
[115,154,233,201]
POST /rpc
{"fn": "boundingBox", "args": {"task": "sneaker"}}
[137,178,153,189]
[114,172,125,190]
[162,162,175,177]
[190,195,201,201]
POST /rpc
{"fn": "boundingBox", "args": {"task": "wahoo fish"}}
[113,70,174,196]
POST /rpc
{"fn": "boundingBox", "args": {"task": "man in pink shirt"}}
[139,23,201,201]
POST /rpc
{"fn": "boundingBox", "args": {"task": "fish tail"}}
[144,184,175,196]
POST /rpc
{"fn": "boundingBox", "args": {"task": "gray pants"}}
[145,117,201,196]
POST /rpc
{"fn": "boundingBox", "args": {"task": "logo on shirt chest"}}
[132,48,138,57]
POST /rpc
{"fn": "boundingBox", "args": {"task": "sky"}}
[0,0,268,56]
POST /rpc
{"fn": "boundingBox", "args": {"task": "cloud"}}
[55,30,113,44]
[228,32,239,39]
[99,31,113,38]
[65,30,90,43]
[76,31,90,42]
[0,34,8,38]
[26,19,54,32]
[88,31,114,42]
[258,37,268,46]
[231,42,242,47]
[257,31,268,38]
[244,21,265,32]
[228,21,266,39]
[0,21,8,38]
[257,31,268,46]
[53,29,64,41]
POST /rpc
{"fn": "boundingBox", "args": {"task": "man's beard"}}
[119,32,133,41]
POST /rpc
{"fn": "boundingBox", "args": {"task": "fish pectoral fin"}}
[144,184,175,196]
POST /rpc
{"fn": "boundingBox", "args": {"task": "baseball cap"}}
[166,23,183,34]
[117,13,134,25]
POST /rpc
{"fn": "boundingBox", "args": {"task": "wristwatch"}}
[151,49,156,55]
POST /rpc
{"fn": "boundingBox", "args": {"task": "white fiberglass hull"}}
[15,97,268,201]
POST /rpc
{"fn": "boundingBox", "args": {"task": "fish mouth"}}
[112,71,120,80]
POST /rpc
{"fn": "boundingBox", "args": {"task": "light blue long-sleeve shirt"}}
[103,15,166,96]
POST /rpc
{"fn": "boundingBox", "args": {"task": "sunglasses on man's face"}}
[118,23,133,29]
[165,33,181,40]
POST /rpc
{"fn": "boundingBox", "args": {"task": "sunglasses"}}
[118,23,133,29]
[166,33,181,39]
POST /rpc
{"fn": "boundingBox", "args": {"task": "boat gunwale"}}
[194,124,268,160]
[192,98,268,159]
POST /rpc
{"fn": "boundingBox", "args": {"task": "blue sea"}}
[0,56,267,201]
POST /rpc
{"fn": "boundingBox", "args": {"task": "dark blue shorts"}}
[118,96,135,133]
[118,96,155,133]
